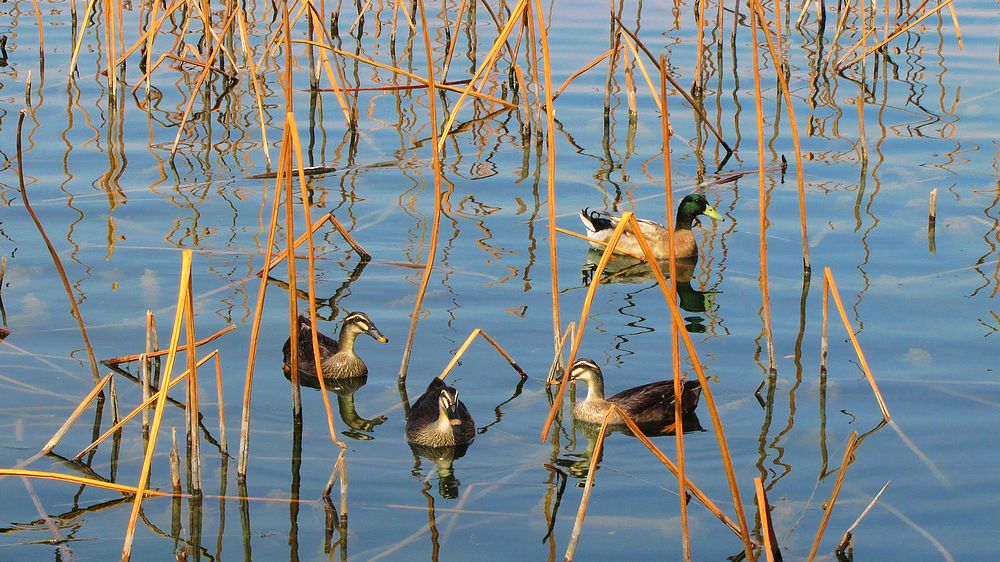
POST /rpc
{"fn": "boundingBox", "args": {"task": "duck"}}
[405,378,476,447]
[578,193,723,261]
[282,311,388,379]
[568,358,702,428]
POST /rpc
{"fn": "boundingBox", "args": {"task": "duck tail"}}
[579,208,613,235]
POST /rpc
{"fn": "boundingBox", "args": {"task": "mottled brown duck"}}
[405,378,476,447]
[282,312,388,379]
[569,358,702,428]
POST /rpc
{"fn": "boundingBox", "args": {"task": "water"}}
[0,0,998,559]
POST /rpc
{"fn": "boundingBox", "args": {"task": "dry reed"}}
[807,431,859,560]
[15,110,101,384]
[436,328,528,381]
[121,250,194,560]
[755,477,779,562]
[822,268,890,420]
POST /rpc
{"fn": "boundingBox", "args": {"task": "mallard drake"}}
[568,358,702,428]
[579,193,723,260]
[282,312,388,379]
[405,378,476,447]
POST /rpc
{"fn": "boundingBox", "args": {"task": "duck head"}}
[342,311,389,343]
[568,358,602,384]
[437,385,462,422]
[678,193,723,224]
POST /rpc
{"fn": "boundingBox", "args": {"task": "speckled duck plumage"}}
[405,378,476,447]
[569,358,702,428]
[578,194,723,261]
[282,312,388,379]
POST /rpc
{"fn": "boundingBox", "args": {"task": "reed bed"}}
[0,0,964,556]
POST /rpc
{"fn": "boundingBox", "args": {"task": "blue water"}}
[0,0,998,559]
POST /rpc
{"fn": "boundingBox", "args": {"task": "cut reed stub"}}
[928,189,937,254]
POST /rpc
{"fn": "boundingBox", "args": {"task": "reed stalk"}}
[436,329,528,380]
[838,0,955,68]
[184,259,202,494]
[624,215,756,559]
[77,352,217,460]
[121,250,194,560]
[807,431,859,560]
[823,269,890,420]
[281,120,303,418]
[398,0,446,380]
[563,407,614,560]
[532,0,561,352]
[104,324,235,365]
[616,410,744,539]
[287,112,346,449]
[755,478,779,562]
[39,373,112,455]
[659,53,690,561]
[612,19,731,153]
[169,8,240,156]
[750,0,811,270]
[436,0,527,151]
[16,110,101,384]
[751,7,777,376]
[238,124,293,478]
[546,322,575,384]
[213,352,227,453]
[837,480,890,555]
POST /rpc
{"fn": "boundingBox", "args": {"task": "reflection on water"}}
[581,251,718,332]
[285,372,387,439]
[409,442,471,500]
[557,413,705,481]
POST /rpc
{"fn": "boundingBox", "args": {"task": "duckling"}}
[579,193,723,260]
[282,312,388,379]
[405,378,476,447]
[568,358,702,428]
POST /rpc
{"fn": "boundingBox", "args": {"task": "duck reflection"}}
[283,371,387,440]
[557,413,704,481]
[409,442,471,499]
[581,251,717,332]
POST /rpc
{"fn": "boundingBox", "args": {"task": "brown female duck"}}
[282,312,388,379]
[569,358,702,428]
[405,378,476,447]
[579,193,723,260]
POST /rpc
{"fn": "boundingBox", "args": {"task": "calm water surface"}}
[0,0,998,559]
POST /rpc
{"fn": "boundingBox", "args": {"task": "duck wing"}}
[609,380,676,412]
[610,379,702,416]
